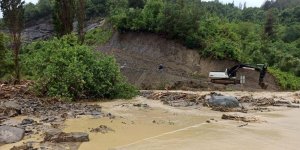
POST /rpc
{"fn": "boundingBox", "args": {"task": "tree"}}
[86,0,108,19]
[0,33,7,78]
[76,0,86,44]
[262,0,275,10]
[0,0,25,83]
[53,0,75,37]
[243,2,247,10]
[264,10,277,40]
[24,3,39,22]
[37,0,53,17]
[142,0,164,31]
[128,0,145,9]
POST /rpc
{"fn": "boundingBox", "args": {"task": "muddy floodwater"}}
[64,94,300,150]
[1,91,300,150]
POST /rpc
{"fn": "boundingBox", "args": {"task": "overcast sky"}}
[0,0,265,18]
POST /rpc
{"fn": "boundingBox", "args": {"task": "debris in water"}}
[44,131,89,142]
[221,114,260,123]
[133,103,150,108]
[238,123,249,127]
[287,104,300,108]
[140,91,205,107]
[90,125,115,134]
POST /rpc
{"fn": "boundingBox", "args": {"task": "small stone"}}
[206,120,211,123]
[20,119,35,126]
[91,111,101,116]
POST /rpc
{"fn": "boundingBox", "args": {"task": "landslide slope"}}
[98,32,279,91]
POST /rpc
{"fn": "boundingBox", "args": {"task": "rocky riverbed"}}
[1,83,300,150]
[0,82,105,149]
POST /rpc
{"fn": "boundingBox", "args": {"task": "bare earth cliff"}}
[99,32,279,91]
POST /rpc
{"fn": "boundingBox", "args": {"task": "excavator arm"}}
[226,64,268,89]
[209,64,268,89]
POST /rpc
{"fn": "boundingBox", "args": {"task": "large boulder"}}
[208,96,240,108]
[0,100,21,117]
[0,126,25,144]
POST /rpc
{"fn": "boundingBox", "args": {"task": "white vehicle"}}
[208,64,268,89]
[209,69,230,79]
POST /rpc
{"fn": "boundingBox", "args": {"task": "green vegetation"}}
[52,0,75,37]
[24,0,52,24]
[2,0,300,91]
[106,0,300,90]
[21,34,137,100]
[85,28,113,45]
[1,0,137,100]
[268,68,300,90]
[0,33,14,79]
[1,0,25,83]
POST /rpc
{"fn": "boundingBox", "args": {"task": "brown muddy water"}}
[64,95,300,150]
[2,92,300,150]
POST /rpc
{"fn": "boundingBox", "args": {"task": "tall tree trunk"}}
[12,32,21,84]
[77,0,86,44]
[53,0,75,37]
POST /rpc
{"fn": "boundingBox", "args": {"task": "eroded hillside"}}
[98,32,279,91]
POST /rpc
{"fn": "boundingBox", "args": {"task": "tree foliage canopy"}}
[5,0,300,91]
[22,34,137,99]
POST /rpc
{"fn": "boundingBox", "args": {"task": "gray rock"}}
[3,101,21,109]
[21,119,35,126]
[208,96,240,108]
[287,104,300,108]
[1,101,21,117]
[0,125,25,144]
[91,111,101,116]
[44,131,89,143]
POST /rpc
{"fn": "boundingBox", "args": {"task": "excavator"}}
[209,64,268,89]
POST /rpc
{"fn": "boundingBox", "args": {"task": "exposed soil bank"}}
[98,32,279,91]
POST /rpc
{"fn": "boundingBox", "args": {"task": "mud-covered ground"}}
[1,83,300,150]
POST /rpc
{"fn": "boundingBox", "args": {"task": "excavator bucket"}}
[259,82,268,89]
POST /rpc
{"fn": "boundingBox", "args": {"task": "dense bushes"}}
[21,34,137,100]
[268,68,300,90]
[85,28,113,45]
[24,0,53,24]
[0,33,13,79]
[107,0,300,90]
[0,33,7,78]
[5,0,300,91]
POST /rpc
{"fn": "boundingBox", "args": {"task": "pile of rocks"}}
[0,98,102,121]
[140,91,205,107]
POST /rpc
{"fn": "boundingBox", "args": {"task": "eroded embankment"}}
[98,32,279,91]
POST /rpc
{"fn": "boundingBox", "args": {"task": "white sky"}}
[0,0,265,18]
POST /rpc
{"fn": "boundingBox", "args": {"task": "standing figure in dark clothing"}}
[158,64,164,72]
